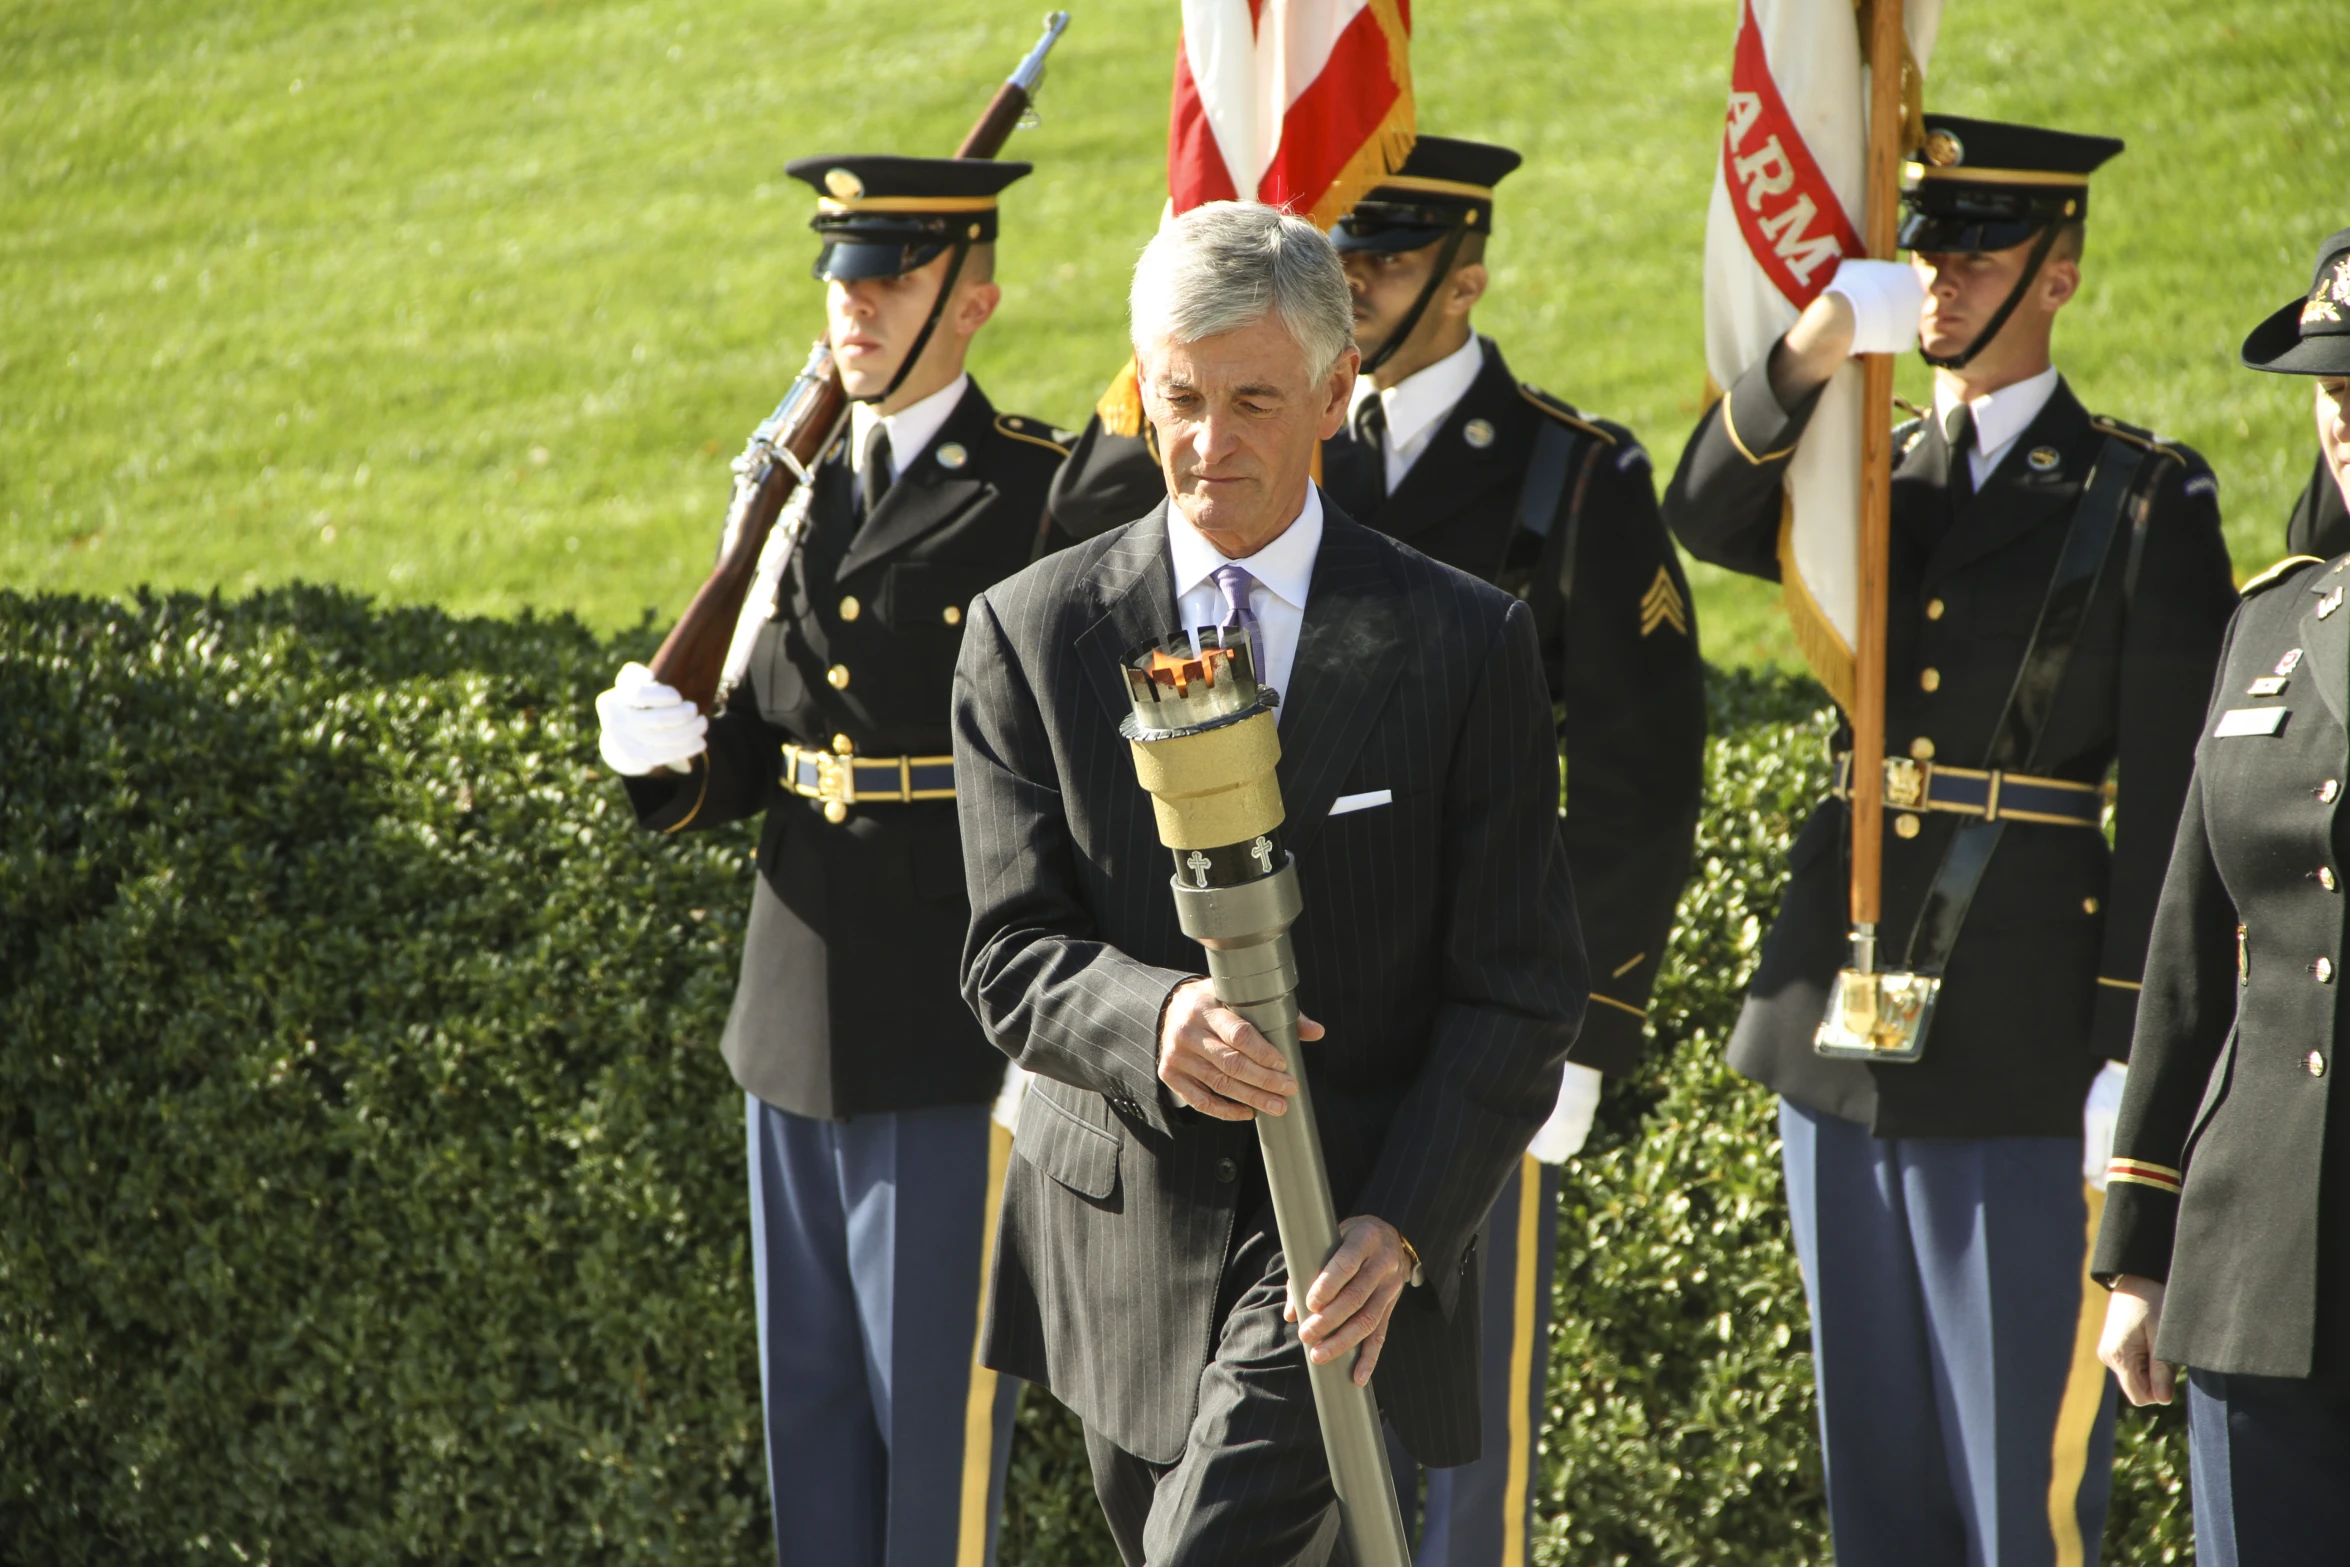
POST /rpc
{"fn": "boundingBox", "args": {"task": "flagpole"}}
[1850,0,1905,955]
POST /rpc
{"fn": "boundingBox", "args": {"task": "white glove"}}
[594,661,708,776]
[991,1062,1031,1134]
[2083,1061,2127,1190]
[1527,1063,1605,1165]
[1825,258,1926,356]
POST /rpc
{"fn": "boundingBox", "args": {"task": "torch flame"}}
[1143,643,1233,697]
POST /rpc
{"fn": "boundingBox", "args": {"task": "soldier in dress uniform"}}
[1046,141,1706,1567]
[1318,137,1706,1567]
[1663,116,2240,1566]
[591,154,1071,1567]
[2095,227,2350,1567]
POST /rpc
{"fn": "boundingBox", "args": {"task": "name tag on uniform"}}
[1330,789,1393,816]
[2214,706,2290,738]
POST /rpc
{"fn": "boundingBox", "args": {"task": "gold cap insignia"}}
[1463,418,1496,450]
[935,442,968,470]
[2027,446,2061,472]
[2302,254,2350,327]
[1925,129,1964,168]
[823,168,865,201]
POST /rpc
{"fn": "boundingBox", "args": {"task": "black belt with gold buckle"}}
[781,740,955,823]
[1832,754,2105,829]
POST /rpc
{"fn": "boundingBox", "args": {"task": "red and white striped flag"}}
[1101,0,1413,433]
[1701,0,1941,703]
[1168,0,1414,226]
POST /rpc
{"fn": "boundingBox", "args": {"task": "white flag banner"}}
[1701,0,1942,704]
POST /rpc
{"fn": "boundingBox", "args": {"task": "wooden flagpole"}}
[1850,0,1905,947]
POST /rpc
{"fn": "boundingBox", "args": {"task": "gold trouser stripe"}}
[955,1121,1014,1566]
[2044,1183,2109,1567]
[1502,1153,1543,1567]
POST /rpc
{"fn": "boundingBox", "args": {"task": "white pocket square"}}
[1329,789,1393,817]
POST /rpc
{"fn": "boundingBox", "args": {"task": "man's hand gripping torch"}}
[1117,629,1413,1567]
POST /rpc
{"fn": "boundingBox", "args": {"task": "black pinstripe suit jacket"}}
[952,498,1586,1466]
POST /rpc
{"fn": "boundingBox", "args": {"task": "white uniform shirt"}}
[848,372,969,485]
[1167,486,1324,709]
[1934,364,2060,489]
[1346,334,1485,495]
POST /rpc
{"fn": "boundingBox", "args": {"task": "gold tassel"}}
[1777,493,1856,709]
[1096,356,1144,438]
[1304,0,1416,230]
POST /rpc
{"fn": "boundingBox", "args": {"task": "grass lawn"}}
[4,0,2345,669]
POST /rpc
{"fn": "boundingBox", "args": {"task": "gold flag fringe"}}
[1304,0,1417,232]
[1777,492,1856,709]
[1096,355,1145,437]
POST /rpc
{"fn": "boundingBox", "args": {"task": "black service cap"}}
[784,155,1032,281]
[1897,115,2122,255]
[1331,136,1522,255]
[2243,228,2350,377]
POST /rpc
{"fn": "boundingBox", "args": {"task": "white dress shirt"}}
[1934,364,2059,489]
[848,372,969,485]
[1168,486,1323,709]
[1346,334,1485,495]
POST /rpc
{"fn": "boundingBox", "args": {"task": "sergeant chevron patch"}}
[1639,567,1689,637]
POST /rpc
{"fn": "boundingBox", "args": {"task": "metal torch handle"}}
[1176,871,1413,1567]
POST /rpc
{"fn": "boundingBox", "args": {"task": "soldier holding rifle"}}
[1664,116,2238,1564]
[592,20,1071,1554]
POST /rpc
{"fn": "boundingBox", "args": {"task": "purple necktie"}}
[1211,562,1262,654]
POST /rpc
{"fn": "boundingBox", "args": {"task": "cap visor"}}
[1331,225,1452,255]
[1898,213,2044,254]
[813,242,943,282]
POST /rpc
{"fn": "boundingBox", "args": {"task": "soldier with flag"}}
[1315,133,1704,1567]
[1664,91,2240,1566]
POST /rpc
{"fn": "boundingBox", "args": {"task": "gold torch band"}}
[1125,708,1286,849]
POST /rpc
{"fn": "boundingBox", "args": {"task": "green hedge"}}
[0,589,2190,1564]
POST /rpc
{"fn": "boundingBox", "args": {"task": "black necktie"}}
[1353,396,1389,498]
[858,427,892,522]
[1945,402,1978,515]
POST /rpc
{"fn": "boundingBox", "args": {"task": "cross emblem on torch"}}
[1250,836,1275,875]
[1186,849,1213,888]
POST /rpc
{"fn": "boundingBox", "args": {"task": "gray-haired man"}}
[950,202,1586,1562]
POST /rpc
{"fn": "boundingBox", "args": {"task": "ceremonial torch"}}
[1117,629,1413,1567]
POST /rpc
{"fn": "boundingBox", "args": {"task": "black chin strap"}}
[863,238,973,405]
[1359,226,1470,378]
[1920,222,2064,372]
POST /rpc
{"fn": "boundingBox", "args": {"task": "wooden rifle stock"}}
[647,10,1069,713]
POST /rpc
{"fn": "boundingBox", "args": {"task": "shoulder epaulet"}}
[1516,384,1617,446]
[2088,415,2188,463]
[2241,554,2329,597]
[1893,416,1926,461]
[994,413,1073,456]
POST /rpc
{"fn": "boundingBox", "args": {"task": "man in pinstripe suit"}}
[951,203,1586,1563]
